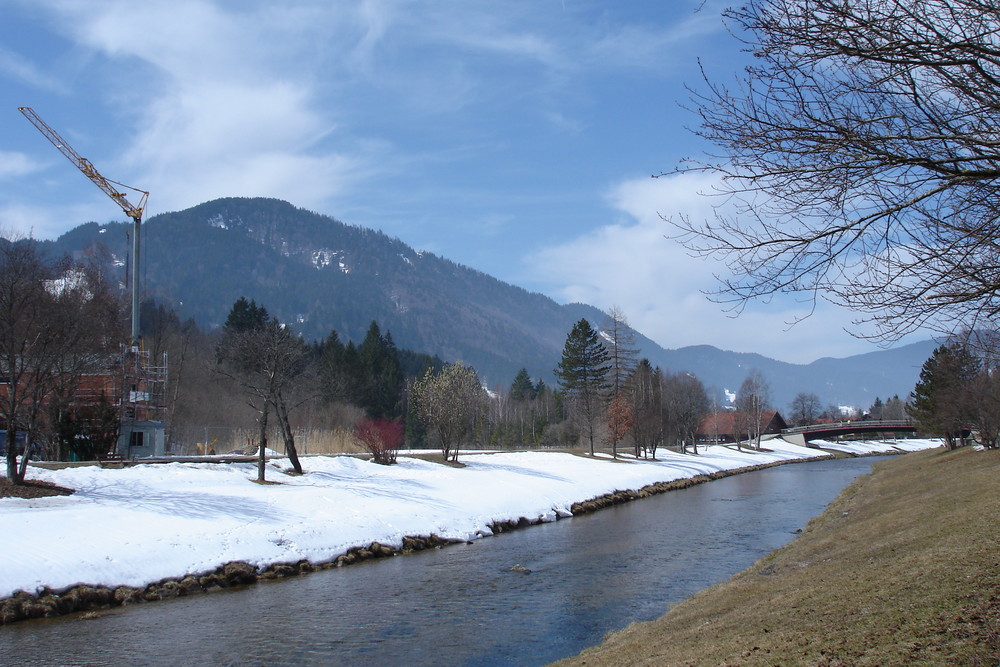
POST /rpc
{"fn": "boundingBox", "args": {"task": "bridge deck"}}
[782,420,916,441]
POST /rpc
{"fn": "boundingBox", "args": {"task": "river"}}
[0,456,888,666]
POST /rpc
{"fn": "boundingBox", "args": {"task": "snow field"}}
[0,438,942,599]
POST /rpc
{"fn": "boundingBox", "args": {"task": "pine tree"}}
[509,368,536,402]
[357,321,403,419]
[555,318,610,455]
[317,329,347,404]
[908,344,979,449]
[223,297,269,332]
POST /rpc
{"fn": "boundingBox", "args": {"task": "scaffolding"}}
[117,346,168,457]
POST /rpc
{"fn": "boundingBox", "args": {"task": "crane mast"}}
[18,106,148,346]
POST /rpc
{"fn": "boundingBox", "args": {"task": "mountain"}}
[642,341,938,410]
[40,197,934,409]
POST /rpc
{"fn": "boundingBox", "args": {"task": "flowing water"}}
[0,456,889,666]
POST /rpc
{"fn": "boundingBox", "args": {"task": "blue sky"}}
[0,0,929,364]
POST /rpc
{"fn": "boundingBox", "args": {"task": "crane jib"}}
[18,105,148,346]
[17,106,149,221]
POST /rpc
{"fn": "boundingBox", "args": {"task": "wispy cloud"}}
[524,171,874,363]
[16,0,723,221]
[28,0,371,215]
[0,45,67,93]
[0,201,110,239]
[0,152,45,180]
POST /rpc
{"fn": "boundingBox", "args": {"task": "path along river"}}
[1,455,888,666]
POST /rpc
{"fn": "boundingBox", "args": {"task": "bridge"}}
[781,419,917,446]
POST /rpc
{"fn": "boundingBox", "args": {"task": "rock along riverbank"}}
[0,441,933,626]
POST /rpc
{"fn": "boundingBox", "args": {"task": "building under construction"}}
[117,345,169,458]
[19,107,169,460]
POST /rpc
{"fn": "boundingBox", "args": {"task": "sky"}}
[0,0,931,364]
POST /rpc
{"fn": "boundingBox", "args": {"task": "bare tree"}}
[602,306,639,397]
[735,369,771,450]
[673,0,1000,341]
[215,303,310,478]
[664,371,710,455]
[603,392,635,459]
[0,240,126,481]
[789,392,822,427]
[411,362,487,462]
[354,418,404,464]
[628,359,662,458]
[0,240,51,481]
[41,262,127,464]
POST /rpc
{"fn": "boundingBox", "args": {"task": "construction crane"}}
[18,106,148,347]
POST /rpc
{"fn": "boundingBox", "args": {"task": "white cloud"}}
[525,172,886,364]
[29,0,372,216]
[0,152,44,180]
[0,44,67,93]
[0,201,110,239]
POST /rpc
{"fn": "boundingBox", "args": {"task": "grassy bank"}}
[555,447,1000,666]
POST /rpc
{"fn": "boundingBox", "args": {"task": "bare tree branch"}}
[669,0,1000,340]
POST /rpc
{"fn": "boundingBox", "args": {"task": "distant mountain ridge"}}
[42,197,935,409]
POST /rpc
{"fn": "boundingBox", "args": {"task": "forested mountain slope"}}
[42,197,934,408]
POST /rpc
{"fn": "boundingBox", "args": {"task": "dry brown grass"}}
[554,447,1000,667]
[293,428,365,455]
[0,477,74,498]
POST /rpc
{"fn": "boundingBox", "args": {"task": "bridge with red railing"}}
[782,419,917,442]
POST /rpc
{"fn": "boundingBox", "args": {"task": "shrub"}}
[354,418,403,465]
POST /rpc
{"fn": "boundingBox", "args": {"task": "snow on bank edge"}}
[0,438,942,599]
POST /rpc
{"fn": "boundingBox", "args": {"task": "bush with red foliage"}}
[354,418,403,465]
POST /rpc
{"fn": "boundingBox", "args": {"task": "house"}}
[0,346,167,461]
[697,410,788,444]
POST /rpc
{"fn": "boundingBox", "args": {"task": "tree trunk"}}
[257,405,268,483]
[6,429,22,483]
[17,437,31,480]
[274,399,303,474]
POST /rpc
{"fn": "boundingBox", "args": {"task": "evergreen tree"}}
[555,318,611,455]
[317,329,347,404]
[509,368,536,402]
[224,296,269,332]
[339,340,363,406]
[357,321,403,419]
[908,344,979,449]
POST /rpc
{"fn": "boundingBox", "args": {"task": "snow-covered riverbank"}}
[1,438,940,600]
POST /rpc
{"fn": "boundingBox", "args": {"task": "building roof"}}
[697,410,787,437]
